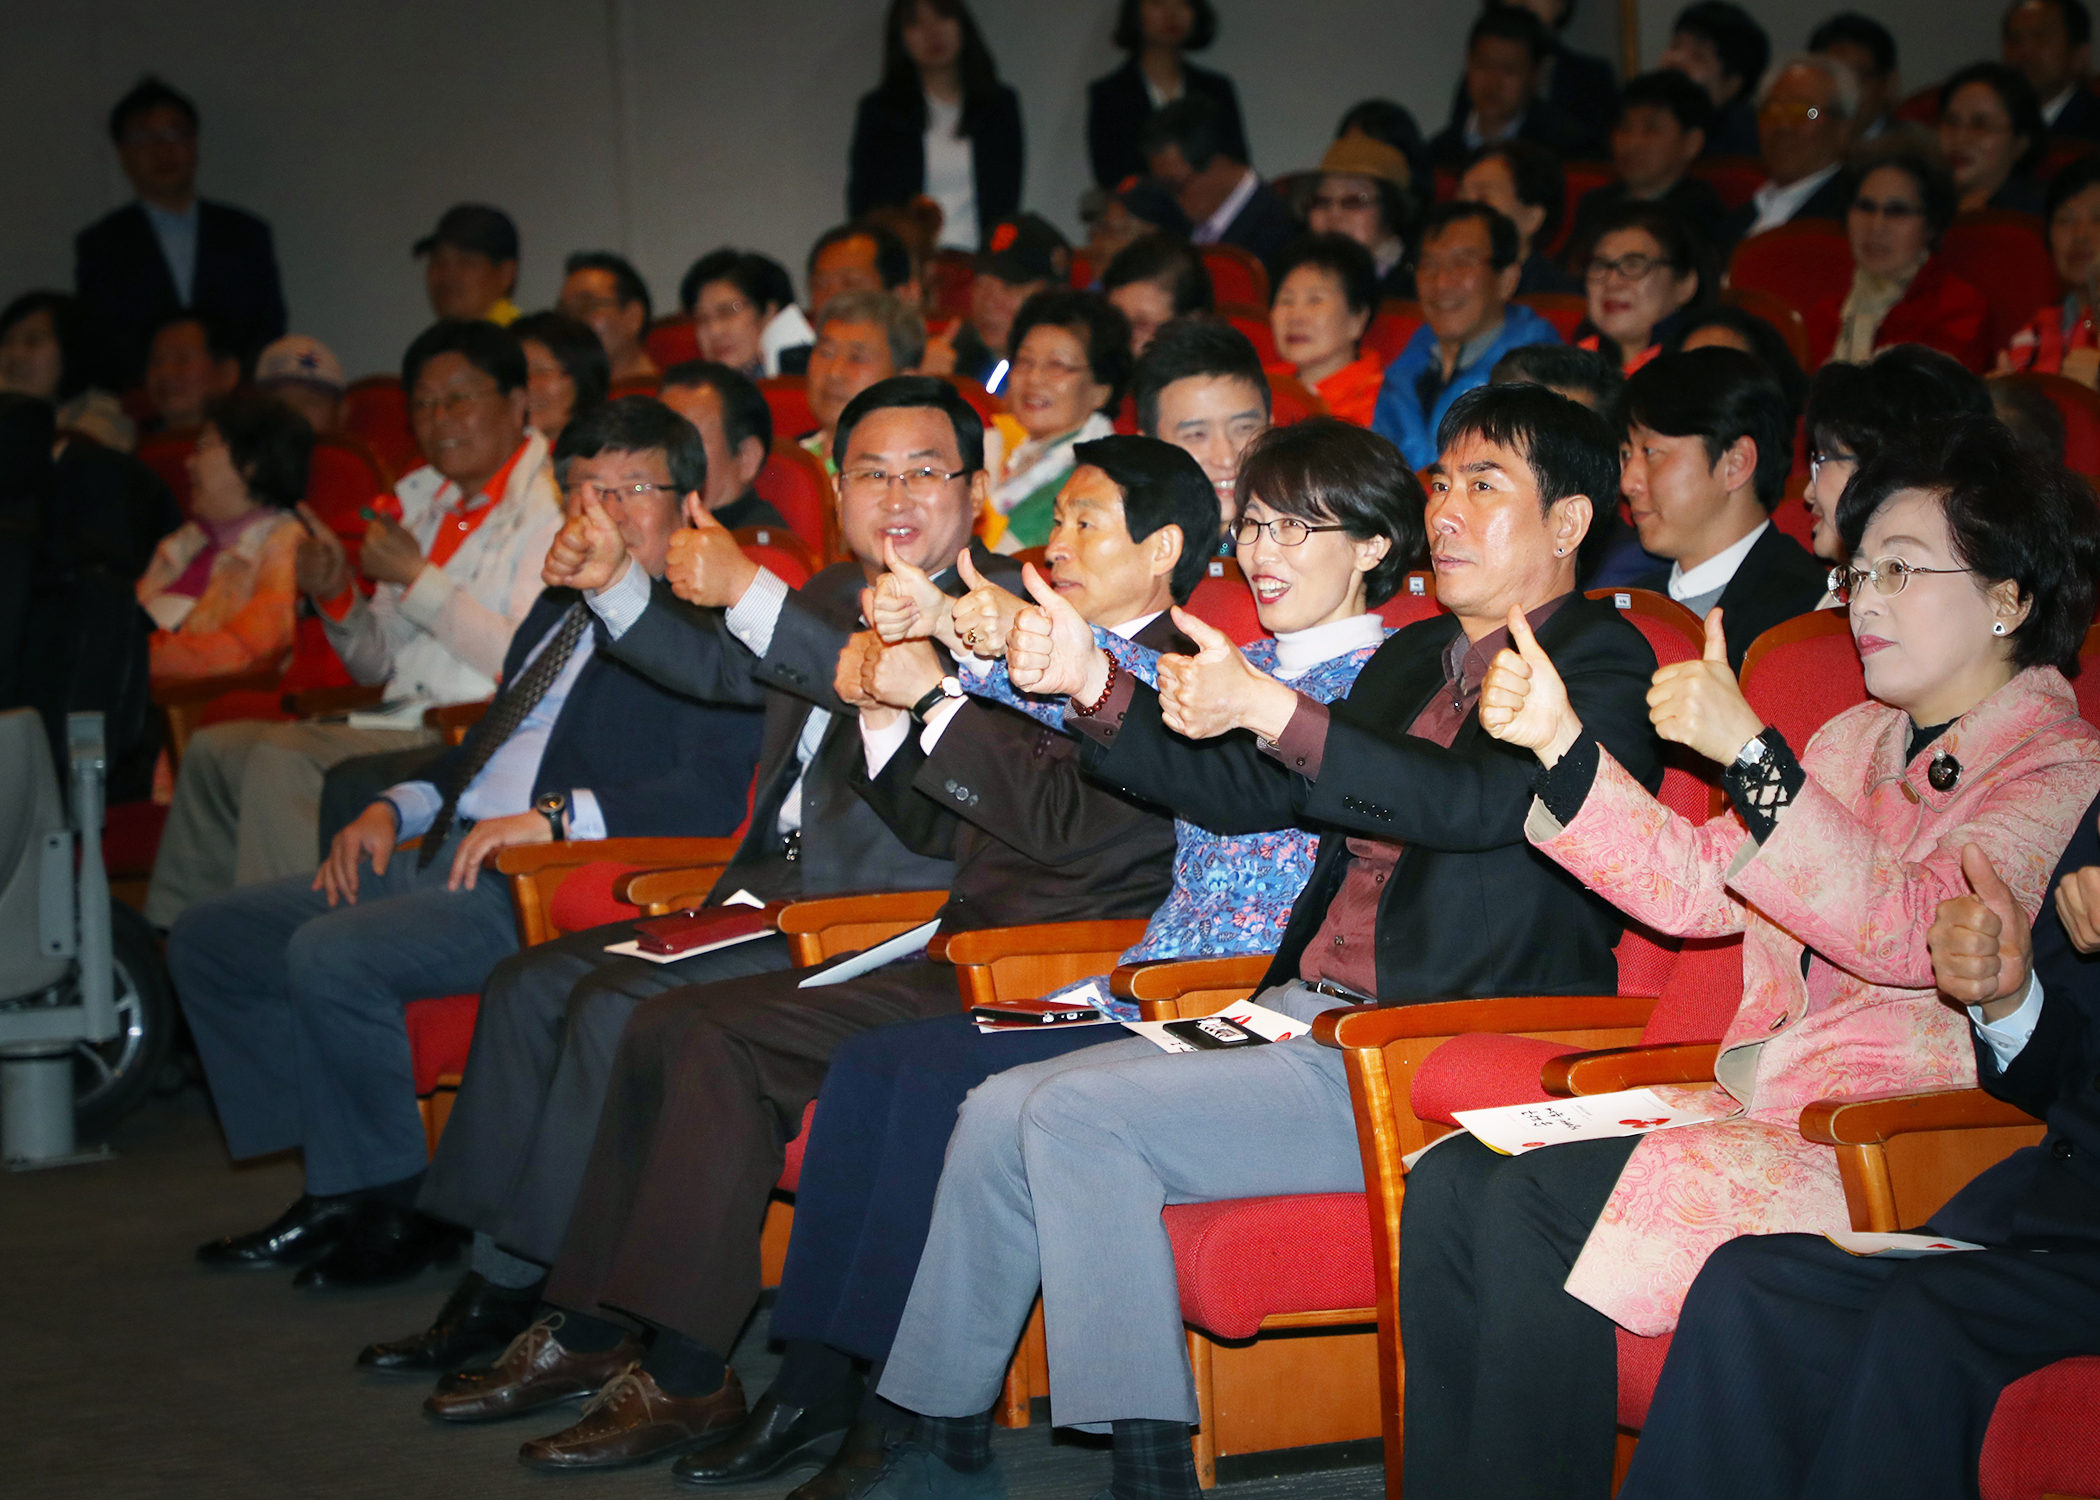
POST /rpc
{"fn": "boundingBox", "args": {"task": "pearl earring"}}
[1554,546,1564,555]
[1992,621,2008,636]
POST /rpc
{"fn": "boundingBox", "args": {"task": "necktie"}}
[419,603,590,868]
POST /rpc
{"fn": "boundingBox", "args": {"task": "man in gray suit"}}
[368,379,1007,1375]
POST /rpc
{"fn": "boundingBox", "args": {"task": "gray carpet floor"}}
[2,1087,1385,1500]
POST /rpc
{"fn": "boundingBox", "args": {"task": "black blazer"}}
[847,85,1024,240]
[1079,592,1664,1002]
[1718,169,1851,248]
[1444,39,1618,143]
[1087,58,1251,188]
[2051,91,2100,145]
[1631,523,1830,671]
[1428,99,1607,167]
[855,612,1189,935]
[1704,97,1762,159]
[74,199,287,390]
[1566,178,1732,265]
[1213,180,1302,271]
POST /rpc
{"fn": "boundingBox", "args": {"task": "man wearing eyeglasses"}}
[1725,54,1858,243]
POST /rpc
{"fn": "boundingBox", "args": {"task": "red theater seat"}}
[1363,300,1423,364]
[344,375,422,481]
[1728,221,1854,318]
[1517,292,1589,341]
[645,316,701,370]
[754,439,836,561]
[1993,371,2100,477]
[1941,211,2062,355]
[1201,244,1270,306]
[758,377,817,445]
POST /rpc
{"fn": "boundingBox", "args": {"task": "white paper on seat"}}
[796,919,941,988]
[1452,1086,1737,1156]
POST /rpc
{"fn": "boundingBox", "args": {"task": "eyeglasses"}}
[1310,192,1379,213]
[1827,556,1975,602]
[563,481,680,505]
[695,299,754,327]
[1850,196,1924,220]
[1808,450,1857,485]
[1010,356,1090,381]
[1233,515,1350,547]
[839,466,970,500]
[1585,252,1677,282]
[1759,101,1829,125]
[410,382,501,417]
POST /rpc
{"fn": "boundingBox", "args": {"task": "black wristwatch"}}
[535,791,569,842]
[909,674,965,724]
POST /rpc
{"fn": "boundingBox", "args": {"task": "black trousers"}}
[1399,1132,1640,1500]
[418,919,793,1264]
[1621,1230,2100,1500]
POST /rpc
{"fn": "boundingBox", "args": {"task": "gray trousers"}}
[877,983,1362,1432]
[418,923,794,1266]
[146,719,438,926]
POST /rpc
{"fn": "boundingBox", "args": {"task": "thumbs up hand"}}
[1646,608,1765,767]
[665,497,760,608]
[869,537,948,644]
[1007,563,1101,696]
[1479,605,1586,764]
[545,488,628,591]
[1158,607,1297,742]
[1930,843,2036,1016]
[948,548,1028,660]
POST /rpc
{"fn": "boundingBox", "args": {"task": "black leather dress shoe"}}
[672,1377,863,1486]
[293,1199,461,1290]
[357,1271,543,1372]
[196,1194,362,1269]
[784,1419,896,1500]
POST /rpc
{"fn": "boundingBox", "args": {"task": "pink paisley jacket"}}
[1525,665,2100,1335]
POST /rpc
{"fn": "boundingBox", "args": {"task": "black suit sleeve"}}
[1987,804,2100,1115]
[598,579,770,708]
[850,720,962,862]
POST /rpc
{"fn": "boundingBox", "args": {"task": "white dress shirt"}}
[1746,163,1842,238]
[1190,169,1260,246]
[1666,520,1768,617]
[142,198,199,305]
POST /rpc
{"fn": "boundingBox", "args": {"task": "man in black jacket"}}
[74,76,286,390]
[866,384,1663,1500]
[1619,803,2100,1500]
[1142,98,1298,269]
[1428,5,1609,165]
[173,398,763,1291]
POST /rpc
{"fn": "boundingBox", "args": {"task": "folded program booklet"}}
[1451,1086,1738,1156]
[1825,1231,1983,1258]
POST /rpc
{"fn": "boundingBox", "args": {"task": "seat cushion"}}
[778,1100,816,1193]
[404,993,480,1095]
[1165,1193,1377,1340]
[546,860,649,936]
[1410,1033,1581,1129]
[1979,1356,2100,1500]
[1616,1326,1674,1429]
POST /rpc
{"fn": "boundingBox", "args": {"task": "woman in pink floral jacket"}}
[1398,415,2100,1500]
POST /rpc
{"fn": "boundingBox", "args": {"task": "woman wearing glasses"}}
[1572,201,1713,375]
[1302,134,1419,301]
[1937,61,2047,216]
[985,290,1130,550]
[1410,415,2100,1498]
[1807,150,1990,371]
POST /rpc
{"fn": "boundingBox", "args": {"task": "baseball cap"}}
[977,213,1070,286]
[413,203,519,263]
[254,335,345,393]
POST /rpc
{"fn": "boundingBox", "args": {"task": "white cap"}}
[254,334,345,393]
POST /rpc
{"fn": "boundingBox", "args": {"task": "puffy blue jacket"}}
[1370,303,1564,469]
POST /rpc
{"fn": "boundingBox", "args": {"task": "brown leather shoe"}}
[424,1317,641,1424]
[519,1366,747,1471]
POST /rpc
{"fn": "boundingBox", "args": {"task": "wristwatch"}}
[909,675,965,724]
[535,791,569,841]
[1734,730,1774,768]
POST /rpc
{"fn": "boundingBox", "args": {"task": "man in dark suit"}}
[172,397,764,1291]
[2007,0,2100,143]
[417,437,1213,1474]
[1088,47,1250,190]
[362,378,1001,1375]
[1428,5,1609,165]
[1622,349,1829,669]
[1141,97,1299,269]
[1658,0,1771,157]
[1443,0,1619,147]
[1717,56,1856,246]
[73,76,286,391]
[1619,802,2100,1500]
[1565,70,1731,261]
[864,383,1663,1500]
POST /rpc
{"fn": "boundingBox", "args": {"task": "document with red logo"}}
[1824,1231,1983,1258]
[1123,1001,1311,1054]
[1452,1086,1737,1156]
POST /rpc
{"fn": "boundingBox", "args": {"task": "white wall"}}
[0,0,2002,381]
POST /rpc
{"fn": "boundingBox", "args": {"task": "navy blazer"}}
[1718,169,1851,248]
[1630,524,1830,672]
[1087,57,1251,188]
[411,587,763,839]
[74,199,287,390]
[847,85,1024,241]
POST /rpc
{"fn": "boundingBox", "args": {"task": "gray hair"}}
[815,290,926,375]
[1757,51,1860,119]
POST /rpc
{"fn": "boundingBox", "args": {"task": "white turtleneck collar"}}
[1272,611,1386,677]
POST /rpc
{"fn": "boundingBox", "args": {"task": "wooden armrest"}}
[1800,1089,2042,1147]
[937,920,1151,967]
[1543,1042,1720,1097]
[1313,994,1656,1050]
[1111,954,1274,1001]
[424,698,491,743]
[286,683,387,716]
[494,836,742,877]
[776,890,950,967]
[614,865,725,912]
[152,663,284,707]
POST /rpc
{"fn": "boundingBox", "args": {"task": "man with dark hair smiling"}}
[808,221,919,319]
[656,360,784,531]
[1132,315,1271,536]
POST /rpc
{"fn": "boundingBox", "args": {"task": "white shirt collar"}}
[1747,162,1841,237]
[1106,609,1164,641]
[2045,85,2080,126]
[1272,612,1386,676]
[1668,520,1768,602]
[1191,168,1259,245]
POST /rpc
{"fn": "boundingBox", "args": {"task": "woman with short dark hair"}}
[990,290,1131,549]
[511,311,610,450]
[1573,201,1713,374]
[1938,61,2047,215]
[1100,234,1213,356]
[1811,150,1989,371]
[1268,234,1385,425]
[0,289,135,451]
[1998,155,2100,381]
[1086,0,1249,189]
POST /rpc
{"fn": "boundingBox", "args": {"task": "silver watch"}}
[1734,731,1771,768]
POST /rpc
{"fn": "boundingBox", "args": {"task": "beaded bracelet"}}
[1072,649,1120,718]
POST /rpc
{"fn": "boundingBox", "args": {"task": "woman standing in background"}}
[1087,0,1250,189]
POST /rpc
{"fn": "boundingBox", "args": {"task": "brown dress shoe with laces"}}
[519,1366,747,1471]
[424,1316,642,1424]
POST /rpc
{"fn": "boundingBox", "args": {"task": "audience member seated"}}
[1428,413,2100,1500]
[698,417,1418,1500]
[416,204,522,326]
[252,334,346,436]
[370,377,1002,1379]
[808,221,918,321]
[1335,97,1436,222]
[1575,201,1714,373]
[683,248,811,379]
[1725,53,1857,243]
[802,291,928,474]
[1,381,178,586]
[2004,0,2100,143]
[0,290,134,451]
[176,396,765,1290]
[1810,10,1924,148]
[1372,201,1563,467]
[1140,96,1297,266]
[1811,150,1990,371]
[1941,62,2049,215]
[137,392,309,685]
[655,360,786,532]
[1458,138,1583,294]
[988,290,1129,549]
[863,381,1656,1500]
[1079,180,1184,289]
[1088,0,1249,190]
[1132,312,1273,532]
[73,75,286,391]
[1303,133,1420,300]
[143,320,562,928]
[511,311,610,451]
[1621,347,1828,666]
[1268,234,1385,425]
[1998,155,2100,378]
[921,213,1067,393]
[848,0,1022,251]
[143,310,240,433]
[1995,368,2073,459]
[1443,0,1620,146]
[1428,4,1606,165]
[558,251,658,385]
[1567,70,1730,261]
[1488,345,1638,582]
[1669,301,1811,413]
[1658,0,1771,156]
[1099,234,1212,356]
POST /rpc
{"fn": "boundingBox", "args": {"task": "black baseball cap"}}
[413,203,519,263]
[978,213,1070,285]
